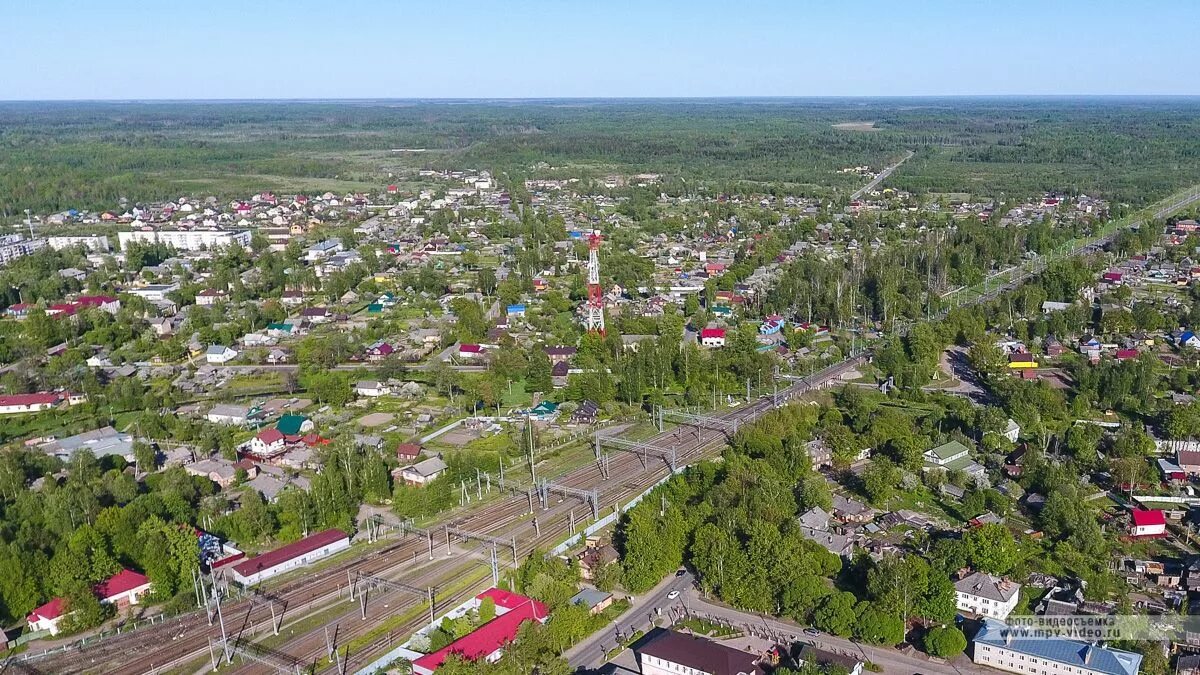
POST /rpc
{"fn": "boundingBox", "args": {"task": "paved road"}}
[851,150,914,201]
[566,573,696,669]
[676,592,989,675]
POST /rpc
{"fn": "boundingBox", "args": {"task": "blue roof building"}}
[972,618,1141,675]
[507,304,526,316]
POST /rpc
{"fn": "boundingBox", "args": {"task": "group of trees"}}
[0,451,210,630]
[614,403,937,648]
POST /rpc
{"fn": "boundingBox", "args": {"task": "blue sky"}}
[2,0,1196,99]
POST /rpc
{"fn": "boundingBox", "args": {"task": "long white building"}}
[48,235,111,252]
[118,229,250,251]
[973,619,1141,675]
[229,529,350,586]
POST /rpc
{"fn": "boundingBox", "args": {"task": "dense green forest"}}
[3,98,1200,215]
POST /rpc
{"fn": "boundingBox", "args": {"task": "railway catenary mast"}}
[585,230,605,334]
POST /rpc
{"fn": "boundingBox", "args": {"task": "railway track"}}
[31,357,853,675]
[256,383,837,675]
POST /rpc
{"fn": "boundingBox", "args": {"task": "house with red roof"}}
[700,328,726,348]
[249,428,286,457]
[365,340,396,361]
[47,303,78,318]
[396,443,423,461]
[1130,509,1166,538]
[0,392,65,415]
[27,569,151,636]
[230,529,350,586]
[458,343,485,360]
[196,289,227,306]
[411,589,548,674]
[74,295,120,314]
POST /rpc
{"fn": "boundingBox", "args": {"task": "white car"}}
[667,590,680,600]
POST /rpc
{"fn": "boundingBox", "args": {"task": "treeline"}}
[8,99,1200,214]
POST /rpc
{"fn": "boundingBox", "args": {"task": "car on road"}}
[675,569,687,577]
[667,590,680,600]
[803,627,821,637]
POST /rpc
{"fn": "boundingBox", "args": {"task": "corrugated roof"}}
[974,618,1141,675]
[231,529,348,579]
[413,592,546,670]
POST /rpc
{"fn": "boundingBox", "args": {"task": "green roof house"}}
[276,414,313,436]
[925,440,971,467]
[923,439,988,483]
[528,401,558,420]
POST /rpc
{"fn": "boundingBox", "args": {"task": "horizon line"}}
[3,94,1200,104]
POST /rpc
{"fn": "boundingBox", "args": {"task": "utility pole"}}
[527,418,537,485]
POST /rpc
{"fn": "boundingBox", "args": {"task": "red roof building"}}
[1130,509,1167,538]
[699,328,727,347]
[257,428,284,444]
[94,569,151,601]
[0,392,63,414]
[230,529,350,586]
[411,590,548,674]
[27,569,151,636]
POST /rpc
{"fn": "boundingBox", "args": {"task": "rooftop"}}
[413,590,546,670]
[636,629,762,675]
[231,529,348,579]
[975,618,1140,675]
[955,571,1020,603]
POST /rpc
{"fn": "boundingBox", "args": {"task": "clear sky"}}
[2,0,1196,100]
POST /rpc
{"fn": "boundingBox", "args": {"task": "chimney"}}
[1084,646,1094,665]
[1006,629,1014,646]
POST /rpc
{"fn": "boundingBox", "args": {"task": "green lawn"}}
[501,380,534,409]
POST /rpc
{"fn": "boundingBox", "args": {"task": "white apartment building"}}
[973,619,1141,675]
[955,571,1021,620]
[118,229,250,251]
[0,235,47,265]
[48,235,111,252]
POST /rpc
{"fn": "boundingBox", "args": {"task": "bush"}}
[924,625,967,658]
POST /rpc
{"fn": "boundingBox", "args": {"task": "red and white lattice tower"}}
[585,230,605,334]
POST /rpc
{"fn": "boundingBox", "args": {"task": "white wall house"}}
[207,404,250,426]
[955,571,1021,620]
[205,345,238,364]
[0,393,64,415]
[355,381,390,397]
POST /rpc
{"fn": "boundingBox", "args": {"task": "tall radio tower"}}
[585,230,605,334]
